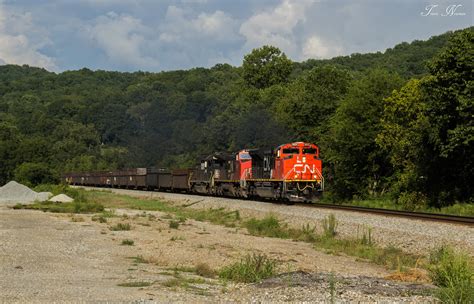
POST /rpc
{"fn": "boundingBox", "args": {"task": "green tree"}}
[421,28,473,205]
[14,162,57,186]
[277,65,351,143]
[242,45,292,89]
[326,69,404,199]
[377,79,431,208]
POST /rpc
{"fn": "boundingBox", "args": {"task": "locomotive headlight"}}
[294,174,298,178]
[313,175,317,179]
[302,156,306,163]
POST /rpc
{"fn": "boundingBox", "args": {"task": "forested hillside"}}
[0,27,472,208]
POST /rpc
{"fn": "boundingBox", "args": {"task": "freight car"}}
[63,142,324,202]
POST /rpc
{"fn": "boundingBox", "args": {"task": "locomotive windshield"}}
[282,148,299,154]
[303,148,317,154]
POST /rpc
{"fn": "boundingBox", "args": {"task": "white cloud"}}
[85,11,159,69]
[239,0,316,56]
[0,4,56,70]
[302,35,343,59]
[160,6,238,43]
[239,0,346,62]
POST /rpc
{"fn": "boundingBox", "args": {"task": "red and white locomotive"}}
[63,142,324,202]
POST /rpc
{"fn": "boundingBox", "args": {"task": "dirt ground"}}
[0,204,436,303]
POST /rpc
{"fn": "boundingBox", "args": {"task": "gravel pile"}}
[49,194,74,203]
[0,181,52,205]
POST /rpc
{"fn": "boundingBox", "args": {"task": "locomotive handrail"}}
[314,167,324,191]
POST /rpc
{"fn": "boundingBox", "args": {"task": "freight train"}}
[62,142,324,202]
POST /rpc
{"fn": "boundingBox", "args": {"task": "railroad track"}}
[297,202,474,226]
[77,186,474,226]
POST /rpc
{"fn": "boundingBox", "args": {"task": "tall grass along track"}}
[75,186,474,226]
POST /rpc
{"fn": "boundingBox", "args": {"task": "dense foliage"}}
[0,27,472,208]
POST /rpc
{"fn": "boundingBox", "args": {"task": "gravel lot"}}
[1,197,438,303]
[84,187,474,256]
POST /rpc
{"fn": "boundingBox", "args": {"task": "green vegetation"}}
[219,253,277,283]
[429,246,473,303]
[0,27,472,210]
[244,215,288,238]
[161,276,206,289]
[121,239,134,246]
[110,223,131,231]
[169,220,180,229]
[117,281,152,287]
[13,200,104,213]
[322,214,338,238]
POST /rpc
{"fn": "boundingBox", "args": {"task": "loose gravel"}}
[0,181,51,205]
[83,187,474,256]
[1,203,437,303]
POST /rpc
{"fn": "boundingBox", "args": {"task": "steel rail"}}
[296,202,474,226]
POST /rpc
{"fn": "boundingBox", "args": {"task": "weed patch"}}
[428,246,473,303]
[219,253,277,283]
[121,239,134,246]
[322,214,338,238]
[14,200,104,213]
[244,215,289,238]
[169,220,180,229]
[110,223,131,231]
[118,281,152,287]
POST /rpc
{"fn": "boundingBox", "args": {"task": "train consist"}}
[63,142,324,202]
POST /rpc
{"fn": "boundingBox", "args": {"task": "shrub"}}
[429,246,473,303]
[110,223,131,231]
[219,253,277,283]
[121,239,134,245]
[322,214,338,238]
[169,220,180,229]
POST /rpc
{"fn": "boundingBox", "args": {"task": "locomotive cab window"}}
[282,148,299,154]
[303,148,317,154]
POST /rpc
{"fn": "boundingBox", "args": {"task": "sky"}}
[0,0,472,72]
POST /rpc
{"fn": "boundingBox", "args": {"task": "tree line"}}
[0,27,472,208]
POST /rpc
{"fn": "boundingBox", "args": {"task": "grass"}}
[243,214,420,271]
[244,215,289,238]
[129,255,148,264]
[83,191,241,227]
[322,214,338,238]
[117,281,152,287]
[110,223,131,231]
[322,197,474,217]
[13,200,104,213]
[70,189,440,279]
[121,239,134,245]
[219,253,277,283]
[428,246,473,303]
[161,276,206,288]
